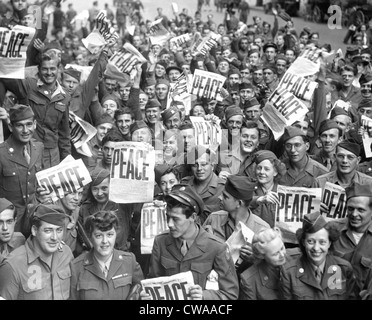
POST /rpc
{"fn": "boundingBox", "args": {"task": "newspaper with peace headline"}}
[149,18,171,46]
[141,271,194,300]
[36,156,92,202]
[322,182,347,221]
[0,25,36,79]
[275,185,321,243]
[190,69,226,101]
[189,116,222,150]
[109,141,155,203]
[140,201,167,254]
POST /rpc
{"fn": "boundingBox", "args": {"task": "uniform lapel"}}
[297,257,322,290]
[83,251,106,281]
[28,140,41,168]
[107,250,122,280]
[165,236,183,262]
[6,137,28,168]
[182,227,206,262]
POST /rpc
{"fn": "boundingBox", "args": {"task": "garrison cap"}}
[90,167,110,186]
[330,106,348,118]
[254,150,278,165]
[302,211,327,234]
[358,98,372,110]
[63,67,81,81]
[93,112,115,127]
[282,126,307,142]
[337,140,360,156]
[9,104,34,123]
[165,184,204,215]
[243,97,260,109]
[359,73,372,85]
[145,99,162,110]
[345,182,372,201]
[161,105,181,122]
[319,119,341,135]
[225,106,244,120]
[129,120,149,134]
[33,203,66,227]
[224,175,255,202]
[0,198,14,214]
[156,78,170,87]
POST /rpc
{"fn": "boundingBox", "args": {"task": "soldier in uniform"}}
[0,203,73,300]
[280,211,357,300]
[330,182,372,293]
[279,126,329,188]
[140,184,239,300]
[0,104,44,234]
[203,175,269,276]
[181,146,225,224]
[0,198,25,258]
[70,211,144,300]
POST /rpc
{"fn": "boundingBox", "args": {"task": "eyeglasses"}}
[284,142,304,150]
[336,154,357,161]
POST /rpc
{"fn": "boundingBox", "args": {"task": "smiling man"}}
[0,203,73,300]
[330,182,372,292]
[0,104,44,234]
[311,119,342,171]
[141,184,239,301]
[0,53,70,168]
[0,198,25,259]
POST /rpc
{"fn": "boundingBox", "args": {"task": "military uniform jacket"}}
[1,78,71,158]
[280,254,356,300]
[70,249,144,300]
[239,248,302,300]
[148,226,239,300]
[0,237,73,300]
[0,136,44,232]
[203,210,270,241]
[315,170,372,189]
[181,174,226,224]
[330,219,372,291]
[279,155,329,188]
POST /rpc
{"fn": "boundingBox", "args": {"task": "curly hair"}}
[296,222,341,256]
[252,227,283,260]
[84,210,120,238]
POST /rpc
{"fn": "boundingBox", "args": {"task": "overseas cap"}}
[337,140,360,156]
[161,105,180,122]
[302,211,327,234]
[9,104,34,123]
[254,150,278,164]
[224,175,256,202]
[319,119,341,135]
[90,168,110,186]
[129,120,149,134]
[165,184,204,215]
[63,67,81,81]
[33,204,66,227]
[225,106,244,121]
[345,182,372,200]
[0,198,14,214]
[282,126,307,142]
[330,106,348,118]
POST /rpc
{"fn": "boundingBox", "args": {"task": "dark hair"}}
[101,127,124,146]
[160,167,181,182]
[166,197,194,219]
[84,210,119,238]
[296,223,340,256]
[241,120,260,136]
[115,107,134,120]
[340,64,357,76]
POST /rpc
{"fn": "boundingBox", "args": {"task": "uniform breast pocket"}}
[291,285,315,300]
[2,168,19,192]
[77,279,100,300]
[54,103,67,124]
[161,257,179,276]
[190,261,213,288]
[29,94,45,107]
[112,275,133,300]
[57,268,71,300]
[21,275,47,300]
[360,256,372,270]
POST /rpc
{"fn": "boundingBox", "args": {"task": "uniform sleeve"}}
[239,271,256,300]
[69,261,79,300]
[203,243,239,300]
[0,262,20,300]
[147,236,163,278]
[279,265,293,300]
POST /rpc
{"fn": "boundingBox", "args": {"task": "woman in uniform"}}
[70,210,144,300]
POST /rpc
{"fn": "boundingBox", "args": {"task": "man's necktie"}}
[181,240,188,256]
[24,145,31,165]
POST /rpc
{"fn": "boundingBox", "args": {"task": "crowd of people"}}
[0,0,372,301]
